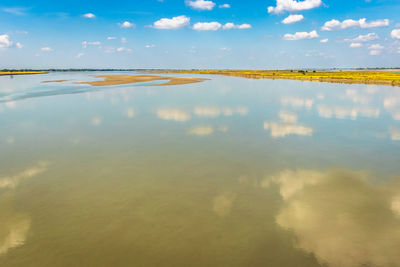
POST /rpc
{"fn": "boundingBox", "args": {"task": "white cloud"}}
[1,7,27,16]
[16,42,23,49]
[82,13,96,19]
[222,23,252,30]
[188,126,214,136]
[193,22,221,31]
[268,0,322,14]
[322,18,389,31]
[283,30,319,40]
[107,36,116,40]
[119,21,135,28]
[153,16,190,30]
[41,47,53,52]
[91,117,102,126]
[350,42,362,48]
[186,0,216,10]
[264,122,313,138]
[320,38,328,43]
[219,4,231,8]
[282,14,304,24]
[156,108,190,122]
[369,44,384,50]
[116,47,132,53]
[347,32,379,42]
[391,29,400,39]
[368,44,384,56]
[281,96,314,109]
[317,105,380,119]
[145,44,156,48]
[82,41,101,48]
[0,34,12,49]
[279,111,298,123]
[76,53,84,58]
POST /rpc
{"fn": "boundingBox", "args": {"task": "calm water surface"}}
[1,72,400,267]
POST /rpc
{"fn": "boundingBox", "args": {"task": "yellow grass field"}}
[0,71,48,76]
[141,70,400,87]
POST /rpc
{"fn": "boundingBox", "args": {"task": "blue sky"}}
[1,0,400,69]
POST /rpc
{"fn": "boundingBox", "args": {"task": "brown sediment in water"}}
[59,75,209,86]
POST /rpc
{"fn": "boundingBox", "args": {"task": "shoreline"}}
[138,70,400,87]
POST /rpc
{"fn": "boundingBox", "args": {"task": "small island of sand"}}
[42,74,209,86]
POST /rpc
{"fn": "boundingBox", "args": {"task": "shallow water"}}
[1,72,400,267]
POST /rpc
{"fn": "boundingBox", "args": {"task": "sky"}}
[1,0,400,69]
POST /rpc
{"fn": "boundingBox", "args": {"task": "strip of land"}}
[0,71,48,76]
[139,70,400,87]
[44,75,209,86]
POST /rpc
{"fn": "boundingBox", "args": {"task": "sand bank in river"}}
[42,75,208,86]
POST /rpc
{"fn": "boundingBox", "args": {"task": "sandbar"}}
[65,75,209,86]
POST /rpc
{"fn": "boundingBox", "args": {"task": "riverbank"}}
[139,70,400,87]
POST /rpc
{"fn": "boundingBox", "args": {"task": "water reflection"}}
[0,161,49,190]
[156,108,190,122]
[0,162,49,256]
[263,169,400,267]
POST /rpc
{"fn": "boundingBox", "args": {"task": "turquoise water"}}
[1,72,400,267]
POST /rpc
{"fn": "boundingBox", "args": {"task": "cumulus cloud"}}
[263,169,400,267]
[222,23,252,30]
[279,111,298,123]
[116,47,132,53]
[119,21,135,28]
[213,192,236,216]
[283,30,319,40]
[124,107,136,118]
[188,126,214,136]
[82,13,96,18]
[82,41,101,48]
[186,0,216,10]
[368,44,384,56]
[153,16,190,30]
[346,32,379,43]
[41,46,53,51]
[390,128,400,141]
[91,116,102,126]
[282,14,304,24]
[0,161,49,189]
[107,36,116,40]
[264,122,313,138]
[0,34,12,49]
[16,42,23,49]
[219,4,231,8]
[145,44,156,48]
[350,42,362,48]
[268,0,322,14]
[157,108,190,122]
[0,213,31,256]
[76,52,84,58]
[391,29,400,39]
[320,38,328,43]
[193,106,249,117]
[322,18,389,31]
[193,22,221,31]
[317,105,380,119]
[281,96,314,109]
